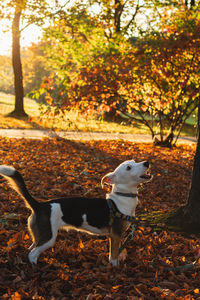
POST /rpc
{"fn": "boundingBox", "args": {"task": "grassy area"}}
[0,92,40,129]
[0,92,150,134]
[0,92,196,136]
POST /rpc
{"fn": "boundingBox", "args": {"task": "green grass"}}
[0,92,149,134]
[0,92,196,137]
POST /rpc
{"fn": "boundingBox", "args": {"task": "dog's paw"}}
[109,257,119,267]
[28,251,38,265]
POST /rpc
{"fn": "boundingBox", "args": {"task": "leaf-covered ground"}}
[0,137,199,299]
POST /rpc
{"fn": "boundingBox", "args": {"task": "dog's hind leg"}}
[27,203,63,264]
[28,235,57,264]
[27,207,58,264]
[28,217,58,264]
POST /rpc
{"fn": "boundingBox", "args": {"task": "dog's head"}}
[101,160,152,190]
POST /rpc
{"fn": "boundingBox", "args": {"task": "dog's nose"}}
[143,161,149,168]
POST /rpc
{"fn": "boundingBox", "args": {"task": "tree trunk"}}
[166,97,200,233]
[8,4,28,118]
[185,0,195,7]
[114,0,123,33]
[153,133,174,148]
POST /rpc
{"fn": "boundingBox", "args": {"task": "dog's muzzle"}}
[140,161,152,180]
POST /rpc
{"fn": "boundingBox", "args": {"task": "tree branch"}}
[20,0,70,32]
[123,0,141,33]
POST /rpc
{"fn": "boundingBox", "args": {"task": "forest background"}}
[0,0,199,147]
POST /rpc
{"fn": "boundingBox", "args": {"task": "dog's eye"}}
[126,165,132,171]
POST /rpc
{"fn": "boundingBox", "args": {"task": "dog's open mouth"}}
[140,171,152,180]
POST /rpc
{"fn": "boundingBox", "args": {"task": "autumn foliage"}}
[31,5,200,147]
[0,137,200,299]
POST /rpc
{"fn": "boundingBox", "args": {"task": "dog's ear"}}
[101,172,116,188]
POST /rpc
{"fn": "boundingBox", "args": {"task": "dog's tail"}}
[0,165,39,210]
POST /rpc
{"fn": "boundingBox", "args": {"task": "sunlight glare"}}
[0,23,42,56]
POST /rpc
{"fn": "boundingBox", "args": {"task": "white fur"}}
[51,203,66,230]
[1,160,151,267]
[28,203,64,264]
[109,257,119,266]
[28,203,109,264]
[0,165,15,176]
[28,160,150,266]
[107,193,138,216]
[103,160,150,216]
[50,204,109,235]
[28,238,56,264]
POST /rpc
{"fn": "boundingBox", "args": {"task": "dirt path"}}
[0,128,196,144]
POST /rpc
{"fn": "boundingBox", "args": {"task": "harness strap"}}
[107,199,138,253]
[119,223,136,253]
[107,200,198,267]
[107,199,137,223]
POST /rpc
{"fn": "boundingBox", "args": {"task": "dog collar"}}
[107,199,138,223]
[114,192,137,198]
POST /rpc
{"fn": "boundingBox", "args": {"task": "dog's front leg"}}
[109,234,121,266]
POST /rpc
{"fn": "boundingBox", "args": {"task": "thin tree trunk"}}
[114,0,123,33]
[181,95,200,220]
[8,4,28,118]
[166,97,200,233]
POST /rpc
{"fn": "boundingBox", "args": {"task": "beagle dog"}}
[0,160,151,266]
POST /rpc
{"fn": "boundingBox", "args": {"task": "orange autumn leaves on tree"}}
[72,8,200,146]
[36,6,200,147]
[132,8,200,136]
